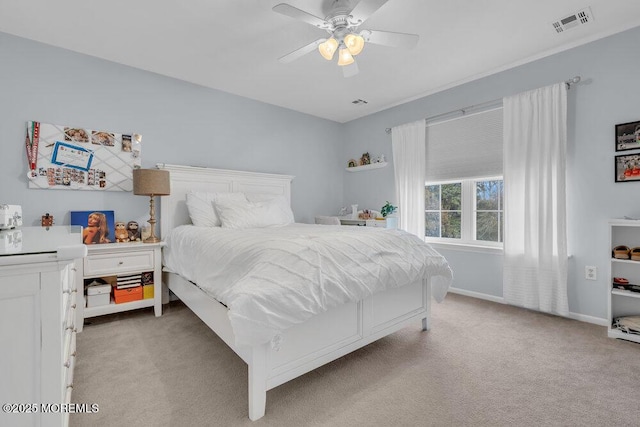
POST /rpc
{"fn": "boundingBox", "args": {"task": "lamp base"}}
[144,195,161,244]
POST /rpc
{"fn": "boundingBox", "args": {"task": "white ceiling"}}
[1,0,639,123]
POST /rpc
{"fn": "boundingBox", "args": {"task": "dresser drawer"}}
[84,250,154,276]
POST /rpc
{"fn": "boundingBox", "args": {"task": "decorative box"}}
[143,284,154,299]
[113,285,143,304]
[87,282,111,307]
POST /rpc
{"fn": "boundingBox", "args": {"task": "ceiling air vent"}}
[552,7,593,33]
[352,99,368,105]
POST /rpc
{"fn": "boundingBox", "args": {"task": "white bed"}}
[157,163,452,421]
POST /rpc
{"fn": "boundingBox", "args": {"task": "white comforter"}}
[163,224,452,347]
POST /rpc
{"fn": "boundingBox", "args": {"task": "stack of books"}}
[116,273,142,289]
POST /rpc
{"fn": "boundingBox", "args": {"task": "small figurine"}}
[377,154,386,163]
[127,221,141,241]
[114,222,129,243]
[41,213,54,228]
[359,152,371,166]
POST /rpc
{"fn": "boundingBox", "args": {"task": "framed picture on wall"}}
[615,154,640,183]
[70,210,115,244]
[615,120,640,151]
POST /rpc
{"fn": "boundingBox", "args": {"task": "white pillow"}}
[245,194,295,224]
[215,197,294,229]
[185,191,247,227]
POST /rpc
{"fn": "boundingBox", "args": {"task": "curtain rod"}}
[385,75,582,134]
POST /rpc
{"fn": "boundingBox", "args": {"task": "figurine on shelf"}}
[347,159,357,168]
[359,152,371,166]
[377,154,386,163]
[127,221,141,242]
[115,222,129,243]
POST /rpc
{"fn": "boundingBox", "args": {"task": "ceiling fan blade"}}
[278,38,326,63]
[272,3,329,29]
[349,0,389,25]
[360,29,419,48]
[342,59,359,78]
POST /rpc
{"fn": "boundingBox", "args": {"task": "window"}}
[425,182,461,238]
[475,179,503,243]
[425,177,503,246]
[423,106,504,248]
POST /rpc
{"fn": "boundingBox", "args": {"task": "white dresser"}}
[0,226,86,427]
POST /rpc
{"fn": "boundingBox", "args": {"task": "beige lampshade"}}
[132,169,170,196]
[337,47,354,66]
[344,33,364,56]
[318,37,338,60]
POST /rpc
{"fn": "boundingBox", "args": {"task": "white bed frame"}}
[157,163,431,421]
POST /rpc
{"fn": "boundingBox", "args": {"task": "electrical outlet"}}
[585,266,597,281]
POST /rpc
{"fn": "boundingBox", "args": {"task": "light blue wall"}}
[0,32,344,228]
[3,26,640,322]
[342,26,640,321]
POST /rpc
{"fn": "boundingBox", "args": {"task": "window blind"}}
[425,107,503,181]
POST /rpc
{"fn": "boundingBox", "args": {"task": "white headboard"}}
[157,164,294,237]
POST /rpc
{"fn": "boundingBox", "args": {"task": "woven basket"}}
[613,245,631,259]
[631,247,640,261]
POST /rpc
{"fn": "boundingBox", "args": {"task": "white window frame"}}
[425,176,503,251]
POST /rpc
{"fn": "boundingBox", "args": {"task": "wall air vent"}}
[552,7,593,33]
[352,99,368,105]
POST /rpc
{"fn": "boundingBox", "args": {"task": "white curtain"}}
[391,120,426,237]
[503,83,568,315]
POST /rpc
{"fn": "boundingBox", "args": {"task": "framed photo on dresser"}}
[71,210,115,244]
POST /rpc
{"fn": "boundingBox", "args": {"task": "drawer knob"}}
[67,384,73,389]
[66,324,75,330]
[64,361,71,368]
[118,261,124,265]
[71,304,77,309]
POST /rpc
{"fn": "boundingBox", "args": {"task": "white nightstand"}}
[76,241,164,332]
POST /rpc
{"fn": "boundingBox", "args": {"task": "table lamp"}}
[132,168,170,243]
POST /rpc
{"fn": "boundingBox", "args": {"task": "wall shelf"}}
[345,162,387,172]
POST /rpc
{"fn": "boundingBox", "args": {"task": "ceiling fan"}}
[273,0,419,77]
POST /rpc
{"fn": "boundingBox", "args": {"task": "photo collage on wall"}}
[25,121,142,191]
[615,120,640,183]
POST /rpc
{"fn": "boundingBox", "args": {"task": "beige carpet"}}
[70,293,640,427]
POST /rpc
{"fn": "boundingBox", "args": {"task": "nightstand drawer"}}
[84,251,154,276]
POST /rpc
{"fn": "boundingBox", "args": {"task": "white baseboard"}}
[448,287,505,304]
[447,287,608,327]
[565,312,608,326]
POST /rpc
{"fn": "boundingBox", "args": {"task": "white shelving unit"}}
[345,161,387,172]
[608,219,640,343]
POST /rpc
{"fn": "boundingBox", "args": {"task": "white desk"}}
[338,217,388,227]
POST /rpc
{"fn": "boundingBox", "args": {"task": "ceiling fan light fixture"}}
[344,33,365,56]
[318,37,338,60]
[337,47,355,66]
